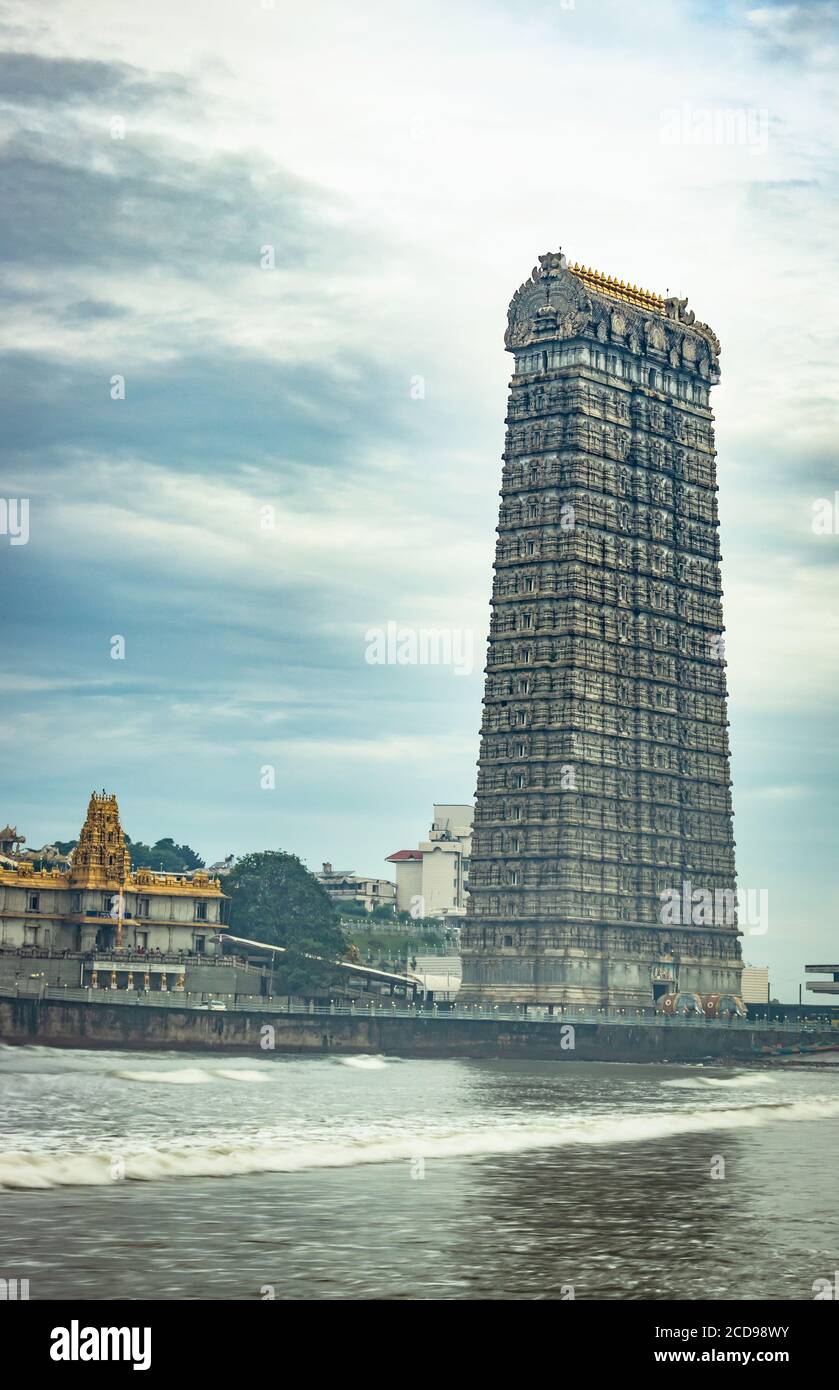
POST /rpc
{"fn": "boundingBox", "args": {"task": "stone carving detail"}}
[664,295,695,325]
[644,318,667,353]
[506,254,593,350]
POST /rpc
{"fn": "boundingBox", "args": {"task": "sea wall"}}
[0,995,827,1062]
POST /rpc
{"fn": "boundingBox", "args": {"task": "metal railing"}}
[0,946,253,969]
[2,984,836,1035]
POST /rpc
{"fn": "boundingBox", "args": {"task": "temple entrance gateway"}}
[651,965,676,1002]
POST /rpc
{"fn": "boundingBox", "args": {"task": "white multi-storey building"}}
[386,804,473,919]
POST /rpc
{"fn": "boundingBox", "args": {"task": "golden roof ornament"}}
[569,260,666,314]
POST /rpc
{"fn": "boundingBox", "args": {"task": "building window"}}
[28,893,40,912]
[137,898,150,918]
[194,902,208,921]
[194,936,206,954]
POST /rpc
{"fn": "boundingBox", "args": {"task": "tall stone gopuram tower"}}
[460,251,743,1008]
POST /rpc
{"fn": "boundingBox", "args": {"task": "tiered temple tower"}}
[69,791,132,889]
[460,251,742,1007]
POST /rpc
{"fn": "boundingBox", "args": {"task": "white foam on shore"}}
[113,1067,269,1085]
[336,1055,389,1070]
[0,1047,277,1080]
[662,1074,776,1090]
[2,1094,838,1190]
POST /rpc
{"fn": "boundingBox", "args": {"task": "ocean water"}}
[0,1045,837,1300]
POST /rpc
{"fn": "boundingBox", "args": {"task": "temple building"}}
[0,791,226,955]
[460,251,742,1007]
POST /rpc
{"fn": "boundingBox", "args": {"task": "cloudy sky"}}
[1,0,837,996]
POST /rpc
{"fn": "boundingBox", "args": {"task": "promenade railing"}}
[1,983,834,1035]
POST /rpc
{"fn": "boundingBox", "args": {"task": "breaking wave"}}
[662,1074,777,1091]
[2,1094,839,1190]
[0,1048,273,1084]
[114,1068,269,1085]
[336,1055,390,1070]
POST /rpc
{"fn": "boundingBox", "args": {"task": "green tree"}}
[225,851,346,993]
[169,840,204,871]
[127,837,205,873]
[338,900,368,919]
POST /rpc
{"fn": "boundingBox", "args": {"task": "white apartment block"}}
[386,803,473,919]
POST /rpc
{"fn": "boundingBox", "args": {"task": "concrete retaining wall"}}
[0,995,826,1062]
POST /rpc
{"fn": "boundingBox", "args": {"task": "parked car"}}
[197,998,227,1011]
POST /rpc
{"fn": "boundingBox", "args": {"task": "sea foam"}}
[2,1095,839,1190]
